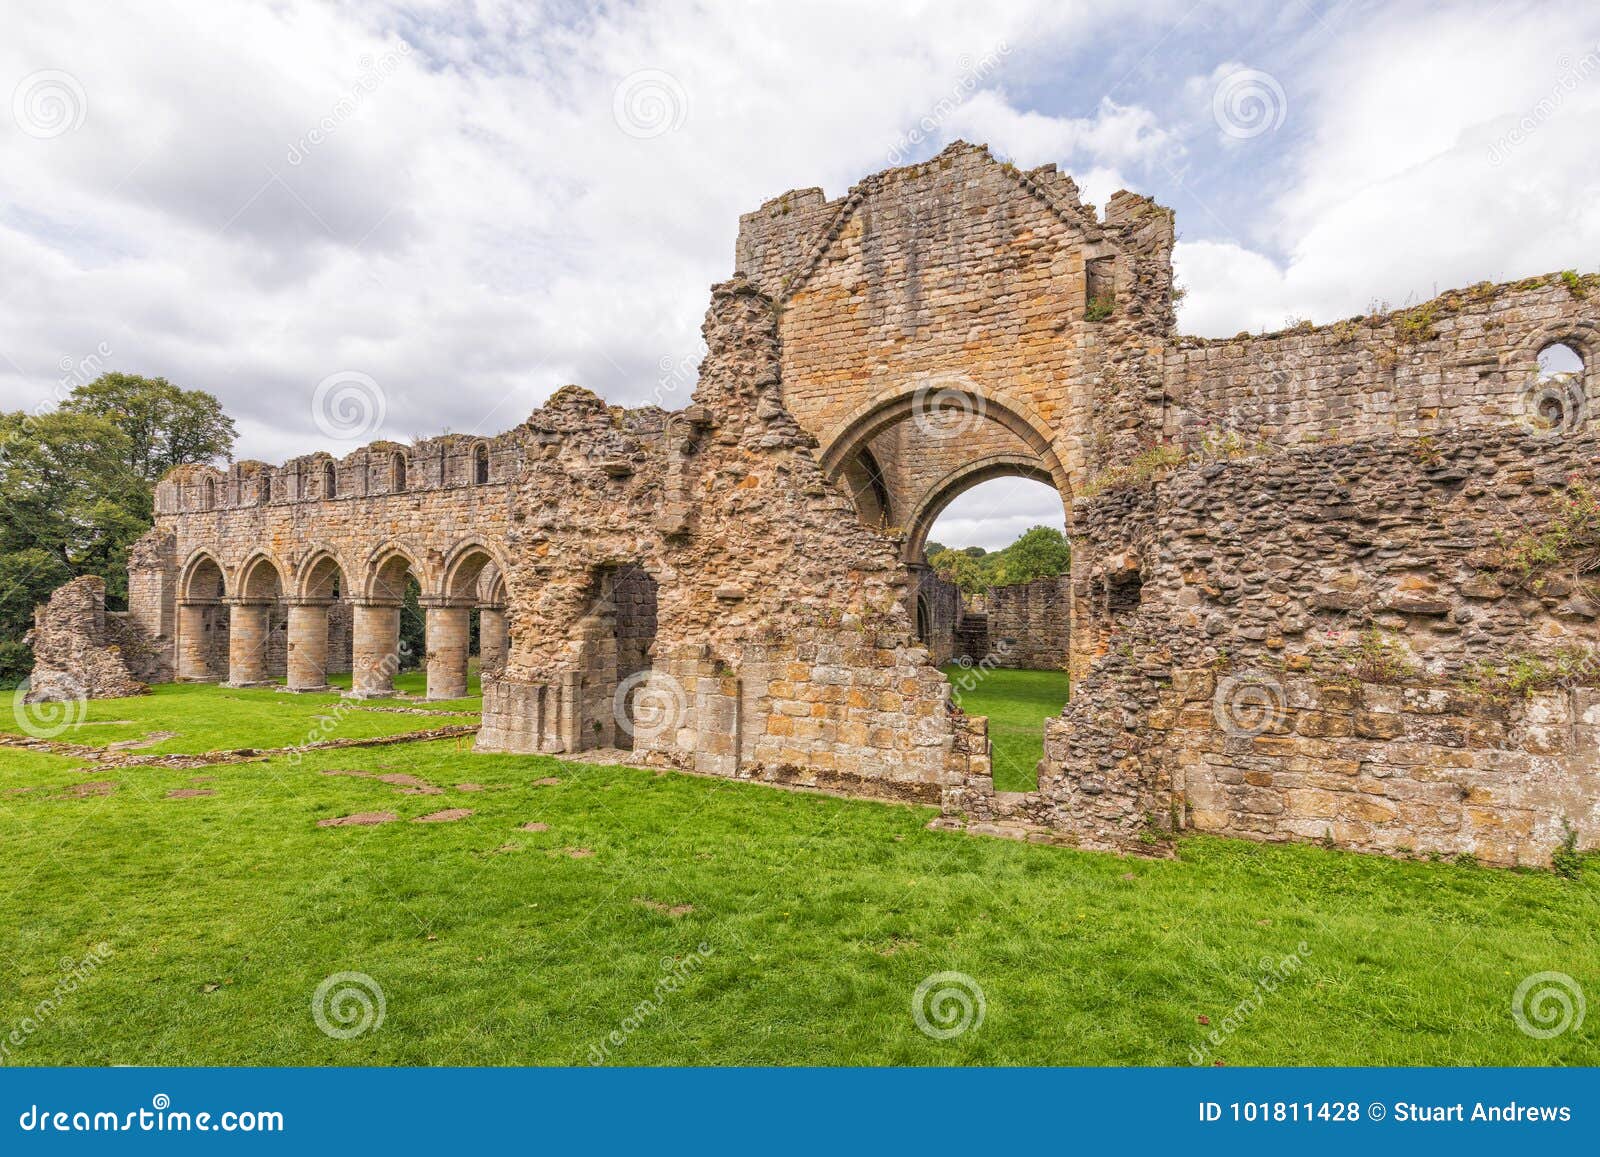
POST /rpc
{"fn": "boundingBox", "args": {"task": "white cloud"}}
[0,0,1144,461]
[1177,4,1600,336]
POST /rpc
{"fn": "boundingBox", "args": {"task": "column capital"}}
[350,598,402,610]
[224,596,277,608]
[419,596,476,610]
[286,597,336,608]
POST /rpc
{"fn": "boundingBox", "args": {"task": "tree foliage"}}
[926,525,1070,595]
[0,374,236,685]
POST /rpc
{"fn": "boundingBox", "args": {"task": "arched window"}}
[473,442,490,485]
[256,475,270,505]
[201,476,215,509]
[1531,342,1587,436]
[392,452,407,493]
[915,594,931,644]
[323,461,337,500]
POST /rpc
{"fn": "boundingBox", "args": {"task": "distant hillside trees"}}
[925,525,1070,595]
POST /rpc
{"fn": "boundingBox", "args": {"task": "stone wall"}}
[34,140,1600,867]
[985,575,1071,670]
[1027,426,1600,865]
[26,577,148,701]
[475,280,984,796]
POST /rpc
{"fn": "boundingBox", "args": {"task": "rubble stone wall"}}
[33,141,1600,866]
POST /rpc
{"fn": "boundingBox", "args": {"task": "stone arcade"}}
[30,142,1600,866]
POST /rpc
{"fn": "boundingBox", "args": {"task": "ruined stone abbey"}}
[31,141,1600,867]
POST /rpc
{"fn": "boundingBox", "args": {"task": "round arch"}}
[178,549,228,602]
[295,546,352,602]
[362,541,430,603]
[902,452,1060,563]
[236,550,289,601]
[440,537,512,603]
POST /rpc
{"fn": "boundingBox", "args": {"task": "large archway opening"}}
[818,384,1076,793]
[919,474,1072,795]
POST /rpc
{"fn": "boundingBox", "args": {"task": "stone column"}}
[176,601,218,681]
[478,604,507,676]
[225,599,273,686]
[285,601,331,691]
[424,601,471,700]
[350,601,401,697]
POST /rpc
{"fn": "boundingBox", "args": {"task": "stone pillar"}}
[176,602,218,681]
[225,600,273,686]
[350,601,400,697]
[424,601,471,700]
[285,601,331,691]
[479,604,507,676]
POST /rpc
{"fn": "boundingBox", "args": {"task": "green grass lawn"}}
[942,665,1070,792]
[1,682,1596,1066]
[2,672,479,755]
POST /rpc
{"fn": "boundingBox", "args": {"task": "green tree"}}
[0,375,236,686]
[927,525,1070,595]
[992,525,1072,586]
[62,372,236,487]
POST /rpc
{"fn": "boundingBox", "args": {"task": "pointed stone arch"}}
[817,379,1072,511]
[902,452,1060,563]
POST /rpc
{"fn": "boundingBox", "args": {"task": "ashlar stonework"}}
[30,140,1600,867]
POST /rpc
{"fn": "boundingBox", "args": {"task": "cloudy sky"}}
[4,0,1598,548]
